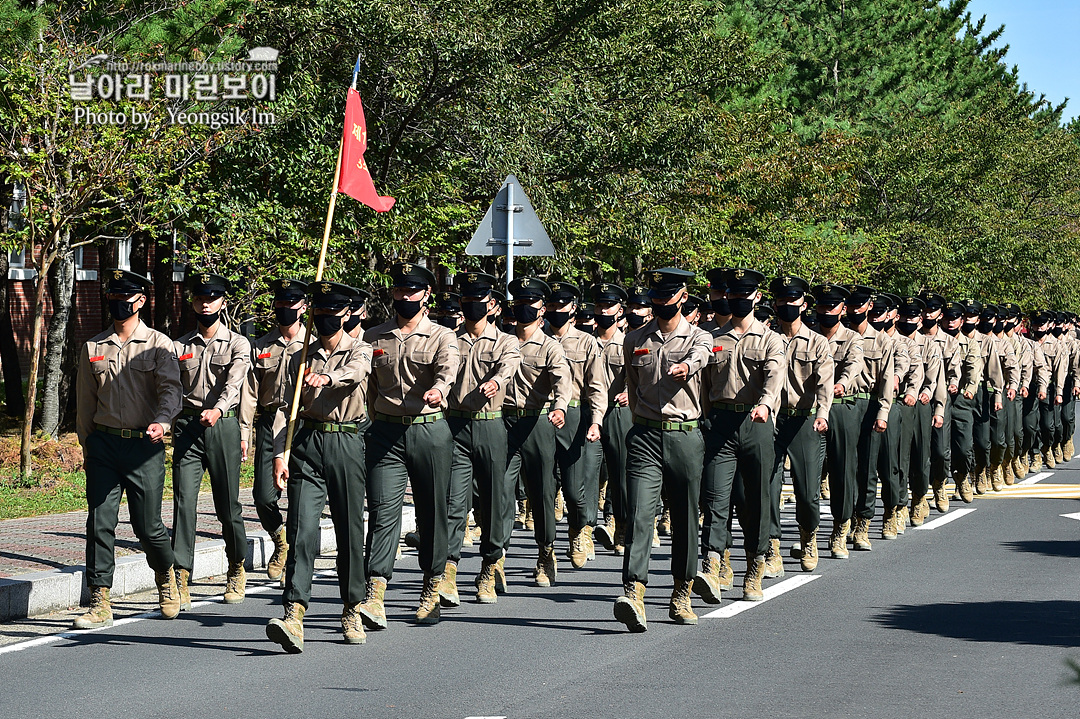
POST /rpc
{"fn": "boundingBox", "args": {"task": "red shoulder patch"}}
[373,348,385,357]
[712,345,724,352]
[257,352,272,359]
[634,348,650,356]
[177,352,194,361]
[89,355,105,362]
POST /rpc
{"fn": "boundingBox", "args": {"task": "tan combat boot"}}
[763,538,785,579]
[990,463,1004,492]
[896,505,908,535]
[658,506,672,536]
[515,499,527,530]
[692,553,724,604]
[341,603,366,645]
[957,472,974,503]
[535,546,557,587]
[1043,448,1056,469]
[743,554,765,602]
[910,497,930,526]
[799,527,819,572]
[1011,454,1026,482]
[176,567,192,611]
[652,517,661,547]
[613,522,626,556]
[439,561,460,607]
[156,567,181,619]
[525,502,535,531]
[1030,451,1043,472]
[974,466,987,495]
[494,555,508,594]
[830,520,851,559]
[932,478,950,513]
[554,491,565,522]
[820,474,831,501]
[880,507,898,540]
[586,526,596,561]
[1002,451,1015,486]
[1067,438,1075,459]
[415,572,441,624]
[461,515,474,547]
[358,577,388,630]
[266,601,305,653]
[668,578,698,625]
[72,586,113,629]
[267,526,289,581]
[568,526,589,569]
[613,580,647,632]
[852,517,872,550]
[476,560,498,604]
[598,480,607,513]
[1054,444,1065,465]
[594,515,616,551]
[224,561,246,604]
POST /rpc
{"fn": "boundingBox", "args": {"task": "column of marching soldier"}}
[72,264,1080,650]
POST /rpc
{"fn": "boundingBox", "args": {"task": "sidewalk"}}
[0,488,415,622]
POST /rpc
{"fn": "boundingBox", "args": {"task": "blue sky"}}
[967,0,1079,123]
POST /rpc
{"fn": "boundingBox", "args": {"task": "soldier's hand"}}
[423,388,444,407]
[994,401,1003,412]
[615,391,629,407]
[813,418,828,434]
[304,372,331,388]
[963,390,974,400]
[1038,391,1047,401]
[903,394,917,407]
[1074,387,1080,398]
[273,457,289,490]
[750,405,769,423]
[1056,395,1064,406]
[586,423,601,442]
[948,384,959,395]
[932,415,944,429]
[549,409,566,429]
[873,419,887,433]
[1007,389,1017,401]
[1021,387,1029,398]
[479,380,499,399]
[200,408,222,427]
[919,392,931,405]
[241,440,248,461]
[833,383,845,398]
[894,377,900,393]
[146,423,165,443]
[668,362,690,381]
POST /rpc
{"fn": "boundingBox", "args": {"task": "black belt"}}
[780,407,815,417]
[505,407,550,418]
[633,417,699,431]
[302,420,361,434]
[711,401,755,413]
[181,407,237,418]
[94,424,146,439]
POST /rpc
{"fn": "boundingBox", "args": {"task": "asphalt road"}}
[2,464,1079,719]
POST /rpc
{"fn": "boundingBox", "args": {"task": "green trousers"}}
[988,392,1008,466]
[825,399,860,523]
[171,414,247,572]
[896,402,916,506]
[555,405,604,532]
[84,430,175,587]
[253,411,284,534]
[1062,375,1076,446]
[905,402,933,503]
[365,418,453,580]
[1002,395,1020,457]
[506,414,558,548]
[857,401,900,518]
[951,393,977,475]
[447,416,508,564]
[703,408,775,557]
[1022,390,1040,457]
[284,426,366,609]
[599,405,632,526]
[930,395,953,485]
[770,413,825,536]
[973,386,992,468]
[624,423,703,584]
[1039,395,1059,452]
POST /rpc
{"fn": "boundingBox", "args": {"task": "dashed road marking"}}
[1016,471,1054,486]
[915,507,977,530]
[701,575,821,619]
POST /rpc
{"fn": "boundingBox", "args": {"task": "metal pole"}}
[505,181,514,297]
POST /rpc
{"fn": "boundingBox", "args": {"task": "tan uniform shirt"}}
[1009,333,1032,391]
[854,325,895,423]
[892,332,923,403]
[705,318,786,416]
[173,324,251,414]
[76,321,183,444]
[552,325,609,426]
[923,327,962,391]
[624,317,712,423]
[954,331,984,397]
[239,325,308,444]
[779,323,834,422]
[504,325,573,412]
[909,332,946,418]
[365,315,460,417]
[1029,338,1050,396]
[448,322,521,413]
[597,329,627,406]
[982,333,1019,405]
[819,325,865,397]
[1037,335,1068,397]
[273,332,372,455]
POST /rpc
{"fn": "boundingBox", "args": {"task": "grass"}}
[0,421,256,521]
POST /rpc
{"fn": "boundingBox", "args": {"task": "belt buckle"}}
[120,428,132,439]
[402,415,415,426]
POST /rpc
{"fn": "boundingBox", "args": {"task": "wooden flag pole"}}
[281,131,346,468]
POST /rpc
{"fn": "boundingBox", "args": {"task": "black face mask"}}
[943,325,959,336]
[436,315,458,329]
[976,320,993,334]
[196,311,220,328]
[313,314,343,336]
[1051,327,1063,337]
[869,318,888,331]
[578,324,595,335]
[1032,329,1047,340]
[993,321,1005,334]
[817,312,841,329]
[710,298,731,316]
[274,307,301,326]
[776,305,802,323]
[461,301,489,323]
[547,310,572,329]
[393,298,423,319]
[729,298,754,318]
[108,298,138,321]
[513,304,541,325]
[652,302,681,321]
[626,312,649,329]
[343,314,363,332]
[897,320,919,336]
[846,310,866,325]
[594,313,618,330]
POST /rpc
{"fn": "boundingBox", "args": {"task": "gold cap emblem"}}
[467,273,477,282]
[322,283,331,293]
[652,272,663,283]
[281,279,290,288]
[735,268,745,279]
[113,270,123,280]
[783,277,792,285]
[201,273,210,284]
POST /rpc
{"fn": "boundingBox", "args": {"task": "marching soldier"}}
[344,289,371,337]
[613,268,712,631]
[73,269,182,628]
[624,285,653,332]
[701,269,732,333]
[1029,310,1067,470]
[1001,304,1031,482]
[266,282,372,652]
[1019,313,1050,474]
[983,306,1019,491]
[503,276,572,586]
[172,271,250,607]
[866,293,908,539]
[1058,313,1079,461]
[360,263,460,627]
[440,272,521,606]
[431,291,463,331]
[939,300,982,507]
[240,278,309,585]
[960,302,993,497]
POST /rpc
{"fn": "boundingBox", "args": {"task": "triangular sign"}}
[465,175,554,256]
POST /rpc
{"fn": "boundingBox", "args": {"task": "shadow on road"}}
[1001,540,1080,559]
[872,600,1080,647]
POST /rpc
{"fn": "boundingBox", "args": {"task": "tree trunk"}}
[0,250,25,417]
[20,242,56,478]
[40,232,74,438]
[153,232,176,335]
[60,265,79,432]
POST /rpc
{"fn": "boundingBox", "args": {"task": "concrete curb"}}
[0,507,415,622]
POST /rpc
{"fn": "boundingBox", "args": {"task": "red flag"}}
[338,88,395,212]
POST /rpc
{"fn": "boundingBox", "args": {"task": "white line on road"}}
[1060,512,1080,522]
[914,507,976,530]
[701,575,821,620]
[1016,471,1054,486]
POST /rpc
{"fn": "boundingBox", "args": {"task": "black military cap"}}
[899,296,926,317]
[589,282,629,304]
[457,272,498,298]
[769,275,810,300]
[1029,309,1054,325]
[943,301,965,319]
[706,268,731,293]
[845,284,876,306]
[999,302,1021,319]
[508,276,550,301]
[811,283,850,306]
[683,295,704,314]
[389,262,436,289]
[802,307,819,328]
[980,304,1000,320]
[548,280,581,303]
[270,278,308,302]
[432,291,462,313]
[646,268,695,299]
[872,293,900,313]
[1057,311,1070,324]
[627,284,651,306]
[103,268,152,294]
[490,288,506,304]
[959,299,982,316]
[754,303,775,321]
[349,288,372,311]
[310,281,358,310]
[187,270,230,297]
[577,301,595,318]
[724,267,765,295]
[919,291,946,311]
